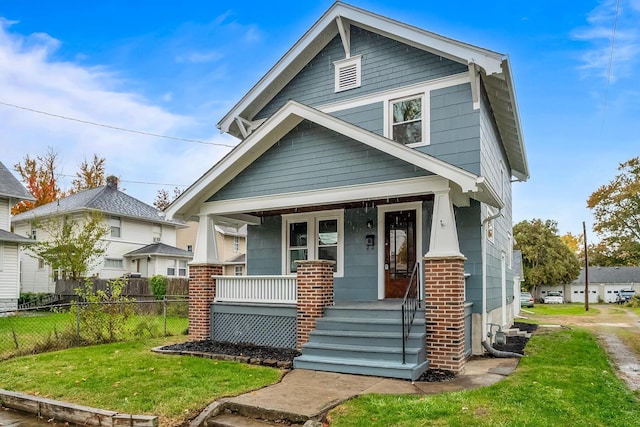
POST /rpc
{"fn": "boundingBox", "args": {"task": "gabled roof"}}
[0,229,34,244]
[167,100,502,221]
[123,242,193,258]
[12,183,183,227]
[572,267,640,285]
[217,1,528,180]
[0,161,34,201]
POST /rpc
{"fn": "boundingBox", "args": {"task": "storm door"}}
[384,210,417,298]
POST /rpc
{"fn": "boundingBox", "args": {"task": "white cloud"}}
[0,20,235,205]
[571,0,640,81]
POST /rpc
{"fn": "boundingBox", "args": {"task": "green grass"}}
[328,328,640,426]
[0,338,282,426]
[0,310,188,360]
[526,303,600,316]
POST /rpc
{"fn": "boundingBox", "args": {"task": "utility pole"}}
[583,221,589,312]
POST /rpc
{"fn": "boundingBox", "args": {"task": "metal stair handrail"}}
[401,262,421,364]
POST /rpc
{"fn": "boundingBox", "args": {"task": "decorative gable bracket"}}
[234,116,266,139]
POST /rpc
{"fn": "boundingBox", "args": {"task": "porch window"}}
[391,95,423,146]
[288,222,308,273]
[283,210,343,276]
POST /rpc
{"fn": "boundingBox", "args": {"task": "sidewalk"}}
[194,356,520,426]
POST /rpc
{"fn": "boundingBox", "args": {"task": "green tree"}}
[513,219,581,292]
[27,212,111,280]
[587,156,640,266]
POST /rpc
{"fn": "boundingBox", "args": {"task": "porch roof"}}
[166,101,502,222]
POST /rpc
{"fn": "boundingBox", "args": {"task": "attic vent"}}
[334,55,361,93]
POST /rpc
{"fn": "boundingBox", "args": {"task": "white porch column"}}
[426,188,463,258]
[191,214,220,264]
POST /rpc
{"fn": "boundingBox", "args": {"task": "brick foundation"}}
[188,264,223,341]
[296,260,334,350]
[424,256,466,373]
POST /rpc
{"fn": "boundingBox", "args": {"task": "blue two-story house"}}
[167,2,529,379]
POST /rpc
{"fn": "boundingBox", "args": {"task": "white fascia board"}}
[199,176,450,216]
[217,4,343,134]
[500,58,529,180]
[217,3,505,135]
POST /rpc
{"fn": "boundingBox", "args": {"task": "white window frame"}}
[487,208,496,244]
[167,259,176,276]
[109,216,121,238]
[389,94,426,147]
[178,260,187,277]
[333,55,362,93]
[282,209,344,277]
[104,258,123,269]
[233,235,240,253]
[234,265,243,276]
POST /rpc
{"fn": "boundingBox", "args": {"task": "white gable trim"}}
[217,2,505,136]
[168,100,501,221]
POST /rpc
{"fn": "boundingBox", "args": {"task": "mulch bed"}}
[159,321,537,382]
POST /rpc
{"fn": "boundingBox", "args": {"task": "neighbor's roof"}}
[217,1,528,181]
[123,243,194,258]
[0,229,34,244]
[12,183,183,227]
[572,266,640,285]
[225,253,246,264]
[215,224,248,237]
[0,161,34,201]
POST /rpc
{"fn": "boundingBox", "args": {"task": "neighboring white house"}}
[0,161,35,313]
[12,176,191,293]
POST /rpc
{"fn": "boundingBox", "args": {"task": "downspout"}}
[480,209,522,358]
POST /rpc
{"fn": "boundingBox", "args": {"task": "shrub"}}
[149,275,168,300]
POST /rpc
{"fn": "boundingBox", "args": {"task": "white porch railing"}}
[214,276,297,304]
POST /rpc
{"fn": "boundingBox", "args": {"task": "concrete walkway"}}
[195,357,520,425]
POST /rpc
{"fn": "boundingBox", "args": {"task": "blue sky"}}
[0,1,638,237]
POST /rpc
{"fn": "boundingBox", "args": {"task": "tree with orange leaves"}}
[12,147,64,215]
[68,154,106,195]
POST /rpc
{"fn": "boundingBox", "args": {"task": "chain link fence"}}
[0,297,188,361]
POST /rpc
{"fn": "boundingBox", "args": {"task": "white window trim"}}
[333,55,362,93]
[388,93,427,148]
[104,257,123,269]
[167,259,177,276]
[282,209,344,277]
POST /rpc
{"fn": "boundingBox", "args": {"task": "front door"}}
[384,210,417,298]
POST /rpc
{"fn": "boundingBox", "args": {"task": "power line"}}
[57,173,189,188]
[602,0,620,130]
[0,100,237,148]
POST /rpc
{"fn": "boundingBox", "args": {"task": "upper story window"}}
[109,216,121,238]
[233,235,240,253]
[153,224,162,243]
[30,224,37,240]
[391,95,423,146]
[334,55,361,93]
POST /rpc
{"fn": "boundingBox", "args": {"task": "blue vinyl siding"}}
[423,83,480,175]
[329,102,384,136]
[256,26,467,119]
[456,202,483,312]
[209,120,431,202]
[247,216,282,275]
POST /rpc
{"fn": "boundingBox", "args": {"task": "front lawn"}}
[527,303,600,316]
[0,338,282,426]
[328,327,640,426]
